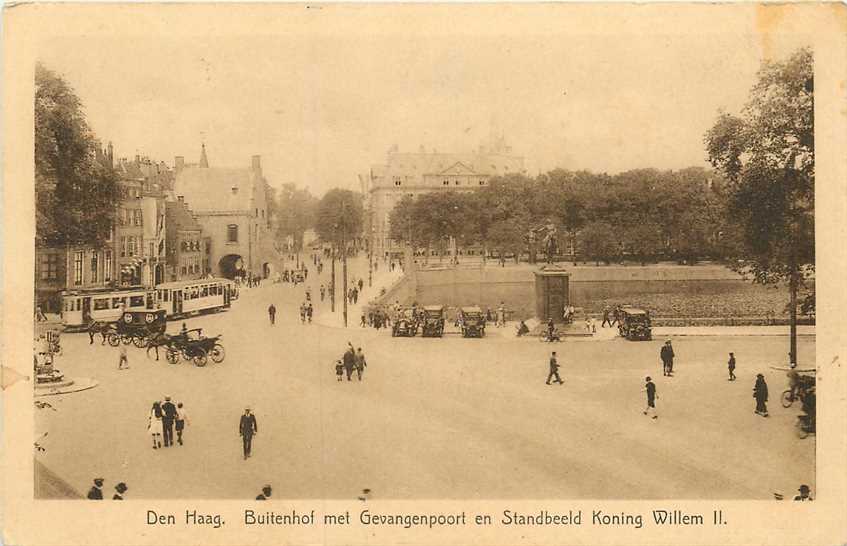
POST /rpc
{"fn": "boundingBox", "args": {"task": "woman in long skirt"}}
[148,401,163,449]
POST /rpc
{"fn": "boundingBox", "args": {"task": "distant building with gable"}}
[363,136,525,258]
[172,145,276,279]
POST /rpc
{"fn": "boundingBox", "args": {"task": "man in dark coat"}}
[256,485,272,500]
[268,304,276,325]
[112,482,128,500]
[343,345,356,381]
[601,306,611,328]
[546,351,563,385]
[239,407,258,459]
[87,478,104,499]
[753,374,769,417]
[643,376,658,419]
[161,396,177,447]
[355,347,367,381]
[660,340,675,377]
[728,352,736,381]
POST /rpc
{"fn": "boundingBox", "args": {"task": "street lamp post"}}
[341,201,348,328]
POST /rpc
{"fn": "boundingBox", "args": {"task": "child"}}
[335,360,344,382]
[642,376,658,419]
[118,344,129,370]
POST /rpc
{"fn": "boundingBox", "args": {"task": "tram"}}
[61,287,156,330]
[155,278,235,318]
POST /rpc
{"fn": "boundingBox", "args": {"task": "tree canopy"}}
[35,63,119,246]
[315,189,363,246]
[272,183,318,251]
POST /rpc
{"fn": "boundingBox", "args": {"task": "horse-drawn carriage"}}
[105,310,167,348]
[156,328,226,367]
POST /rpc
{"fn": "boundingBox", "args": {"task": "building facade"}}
[165,199,207,281]
[172,146,276,279]
[364,138,525,258]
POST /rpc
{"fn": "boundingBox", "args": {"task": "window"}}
[129,295,145,307]
[104,251,112,282]
[73,251,84,285]
[181,265,187,275]
[227,224,238,243]
[134,210,143,226]
[202,286,209,297]
[128,237,136,256]
[443,180,449,185]
[120,237,127,258]
[118,208,126,225]
[40,253,59,281]
[93,298,110,311]
[112,297,125,309]
[91,253,99,283]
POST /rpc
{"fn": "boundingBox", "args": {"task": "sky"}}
[35,6,812,197]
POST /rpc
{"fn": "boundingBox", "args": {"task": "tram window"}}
[130,296,145,307]
[202,286,209,297]
[93,299,110,311]
[163,290,169,302]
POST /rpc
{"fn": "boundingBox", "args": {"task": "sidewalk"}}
[311,262,404,329]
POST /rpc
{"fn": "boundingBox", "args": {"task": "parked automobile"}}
[618,307,652,341]
[460,306,486,338]
[420,305,445,337]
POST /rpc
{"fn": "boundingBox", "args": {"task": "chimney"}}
[175,156,185,173]
[252,155,262,173]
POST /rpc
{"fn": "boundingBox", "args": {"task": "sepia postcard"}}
[3,2,846,545]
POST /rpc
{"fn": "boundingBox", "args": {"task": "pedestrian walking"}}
[161,396,177,447]
[87,478,104,500]
[546,351,563,385]
[148,402,163,449]
[728,352,736,381]
[335,360,344,381]
[88,320,97,344]
[320,285,326,301]
[343,345,356,381]
[753,373,769,417]
[355,347,367,381]
[660,340,674,377]
[256,485,273,500]
[239,407,258,459]
[268,304,276,325]
[112,482,128,500]
[358,278,364,292]
[299,303,306,324]
[497,303,506,327]
[601,306,611,328]
[118,344,129,370]
[306,302,313,323]
[175,402,188,446]
[643,376,658,419]
[360,312,366,327]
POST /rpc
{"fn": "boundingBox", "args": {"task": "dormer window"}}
[443,180,449,186]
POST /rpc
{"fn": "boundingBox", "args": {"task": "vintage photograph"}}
[27,8,818,503]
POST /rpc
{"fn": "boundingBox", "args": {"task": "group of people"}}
[335,343,368,381]
[148,396,189,449]
[484,303,509,327]
[601,305,625,328]
[87,478,129,500]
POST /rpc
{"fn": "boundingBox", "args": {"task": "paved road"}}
[36,258,815,499]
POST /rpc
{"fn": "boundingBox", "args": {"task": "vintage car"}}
[420,305,445,337]
[391,309,418,337]
[460,306,486,338]
[618,307,652,341]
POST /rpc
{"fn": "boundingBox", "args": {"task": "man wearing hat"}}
[256,485,272,500]
[239,407,258,460]
[161,396,177,447]
[87,478,104,500]
[660,340,675,377]
[546,351,563,385]
[643,376,658,419]
[112,482,128,500]
[753,373,769,417]
[793,485,813,501]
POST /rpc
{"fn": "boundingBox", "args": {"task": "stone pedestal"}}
[534,266,571,323]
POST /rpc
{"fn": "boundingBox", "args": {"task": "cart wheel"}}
[193,348,208,367]
[781,390,795,408]
[121,334,133,345]
[108,332,121,347]
[210,344,226,363]
[166,347,180,365]
[132,335,147,349]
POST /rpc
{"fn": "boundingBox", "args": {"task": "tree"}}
[387,194,418,246]
[705,47,814,366]
[274,183,317,251]
[314,189,363,247]
[579,221,618,265]
[35,63,119,245]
